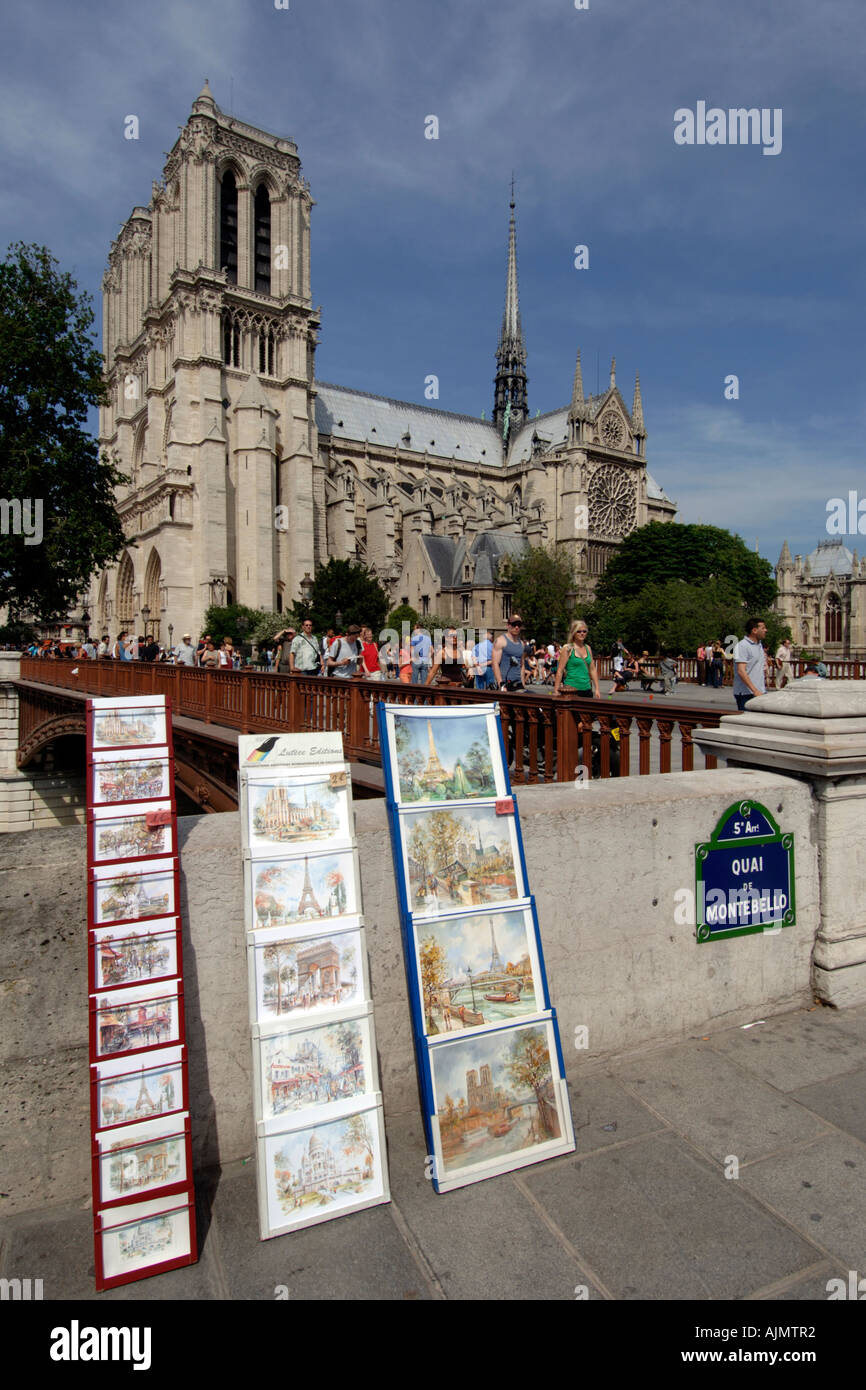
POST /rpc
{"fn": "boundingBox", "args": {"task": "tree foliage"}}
[499,544,576,642]
[595,522,777,610]
[291,558,390,633]
[201,602,261,645]
[0,243,126,618]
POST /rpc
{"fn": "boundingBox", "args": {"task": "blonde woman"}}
[553,620,601,698]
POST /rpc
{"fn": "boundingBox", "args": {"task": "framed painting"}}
[88,696,169,753]
[95,1193,196,1290]
[90,748,172,806]
[94,1113,191,1208]
[397,802,527,919]
[91,858,179,927]
[253,1010,376,1131]
[88,801,175,866]
[90,978,183,1061]
[245,847,360,934]
[410,903,548,1039]
[426,1016,575,1193]
[257,1100,389,1238]
[249,919,368,1027]
[91,1045,188,1133]
[90,918,180,994]
[379,704,509,807]
[241,768,353,855]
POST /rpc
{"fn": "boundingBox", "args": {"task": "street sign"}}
[695,800,795,943]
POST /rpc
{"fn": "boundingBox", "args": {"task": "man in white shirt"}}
[173,634,196,666]
[775,637,793,689]
[733,618,768,711]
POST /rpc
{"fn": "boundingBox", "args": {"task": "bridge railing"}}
[18,658,723,782]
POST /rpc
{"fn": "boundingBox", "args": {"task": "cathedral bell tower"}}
[493,186,528,448]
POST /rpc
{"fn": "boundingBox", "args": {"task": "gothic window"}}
[222,312,240,368]
[258,327,275,376]
[116,552,135,627]
[825,593,842,643]
[462,594,470,622]
[219,172,238,284]
[421,595,430,616]
[254,185,271,294]
[501,592,512,619]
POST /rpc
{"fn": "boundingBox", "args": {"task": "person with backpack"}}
[327,625,362,677]
[289,619,322,675]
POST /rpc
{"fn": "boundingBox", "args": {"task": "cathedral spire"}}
[632,372,644,431]
[610,356,616,389]
[569,349,587,421]
[493,184,528,444]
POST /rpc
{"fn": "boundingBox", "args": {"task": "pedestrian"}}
[775,637,793,689]
[142,634,160,662]
[218,638,234,668]
[410,621,432,685]
[732,618,768,711]
[173,633,196,665]
[360,625,382,679]
[398,637,413,683]
[289,618,322,674]
[327,624,362,677]
[274,626,296,673]
[113,631,131,661]
[554,619,601,698]
[492,614,527,691]
[379,636,397,679]
[199,638,218,670]
[472,629,496,690]
[696,643,706,687]
[711,640,725,688]
[426,627,466,685]
[320,629,335,673]
[195,634,211,666]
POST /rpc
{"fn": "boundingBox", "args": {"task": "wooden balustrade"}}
[17,658,725,782]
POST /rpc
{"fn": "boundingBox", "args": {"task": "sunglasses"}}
[508,620,523,628]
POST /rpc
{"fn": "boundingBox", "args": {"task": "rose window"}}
[600,411,625,448]
[588,464,637,537]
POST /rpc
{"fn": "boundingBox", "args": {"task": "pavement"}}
[4,999,866,1302]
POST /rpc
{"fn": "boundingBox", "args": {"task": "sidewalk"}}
[3,1000,865,1301]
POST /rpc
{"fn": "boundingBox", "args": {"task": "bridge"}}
[4,655,726,825]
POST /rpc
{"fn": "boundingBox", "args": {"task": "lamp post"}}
[237,614,249,666]
[168,623,174,655]
[300,572,313,606]
[141,605,151,641]
[81,611,90,642]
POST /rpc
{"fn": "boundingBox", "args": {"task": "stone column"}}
[694,681,866,1006]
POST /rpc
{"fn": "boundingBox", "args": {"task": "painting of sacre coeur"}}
[262,1109,387,1234]
[93,862,176,924]
[99,1197,192,1281]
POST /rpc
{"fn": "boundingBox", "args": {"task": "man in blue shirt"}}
[411,621,432,685]
[472,630,496,690]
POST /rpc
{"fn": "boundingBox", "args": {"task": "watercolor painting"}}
[429,1022,566,1179]
[252,927,364,1022]
[414,908,541,1035]
[262,1109,385,1232]
[92,810,171,863]
[251,852,357,929]
[95,1052,184,1130]
[98,1117,187,1204]
[100,1199,191,1280]
[94,984,180,1057]
[92,708,165,750]
[92,755,171,804]
[401,804,522,915]
[94,863,176,924]
[391,712,499,803]
[247,776,350,850]
[257,1019,370,1119]
[92,922,178,990]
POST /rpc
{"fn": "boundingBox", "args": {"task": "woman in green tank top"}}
[553,619,601,699]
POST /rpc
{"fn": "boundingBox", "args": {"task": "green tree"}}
[292,558,389,633]
[201,602,262,646]
[595,522,777,611]
[0,243,126,619]
[499,544,576,642]
[387,602,419,632]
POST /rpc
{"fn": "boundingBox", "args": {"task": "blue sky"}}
[3,0,864,566]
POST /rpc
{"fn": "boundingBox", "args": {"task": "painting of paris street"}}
[94,985,180,1058]
[92,922,177,990]
[257,1019,370,1120]
[429,1022,568,1184]
[401,804,523,916]
[251,853,357,929]
[94,864,176,924]
[415,908,542,1036]
[92,754,171,804]
[390,712,500,804]
[253,928,364,1022]
[95,1053,184,1130]
[262,1110,386,1234]
[92,810,172,863]
[247,776,350,851]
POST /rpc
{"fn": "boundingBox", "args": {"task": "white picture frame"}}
[253,1009,377,1132]
[248,919,368,1028]
[240,767,353,855]
[245,847,361,933]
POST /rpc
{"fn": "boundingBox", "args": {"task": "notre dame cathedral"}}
[90,82,676,642]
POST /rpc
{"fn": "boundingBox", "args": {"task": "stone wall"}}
[0,767,818,1217]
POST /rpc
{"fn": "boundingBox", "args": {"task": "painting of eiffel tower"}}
[296,856,323,917]
[392,711,497,803]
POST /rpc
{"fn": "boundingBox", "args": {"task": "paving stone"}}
[615,1043,829,1163]
[751,1263,842,1301]
[385,1109,601,1300]
[523,1132,819,1301]
[569,1073,670,1154]
[739,1132,866,1271]
[707,1009,866,1092]
[206,1158,432,1301]
[789,1067,866,1145]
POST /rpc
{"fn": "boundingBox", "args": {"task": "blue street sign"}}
[695,800,795,943]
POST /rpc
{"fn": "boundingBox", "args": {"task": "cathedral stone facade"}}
[90,84,676,643]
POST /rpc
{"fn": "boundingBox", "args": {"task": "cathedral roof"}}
[804,538,855,577]
[419,529,529,588]
[315,382,502,466]
[505,407,673,502]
